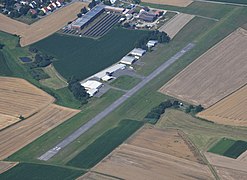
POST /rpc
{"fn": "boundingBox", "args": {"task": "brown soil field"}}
[93,128,213,180]
[0,77,54,119]
[159,13,194,39]
[205,152,247,179]
[141,0,193,7]
[198,85,247,127]
[0,161,18,174]
[0,114,19,130]
[159,28,247,108]
[237,150,247,162]
[0,2,85,47]
[77,172,118,180]
[0,104,80,160]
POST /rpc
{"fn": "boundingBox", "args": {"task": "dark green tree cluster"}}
[81,7,88,14]
[185,104,204,114]
[135,30,170,50]
[0,43,4,49]
[68,78,89,104]
[88,0,97,9]
[145,100,172,124]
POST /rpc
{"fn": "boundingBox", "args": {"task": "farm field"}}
[93,127,213,180]
[0,114,19,130]
[198,85,247,126]
[110,75,141,90]
[208,138,247,159]
[159,13,195,39]
[33,28,148,80]
[78,172,118,180]
[0,161,18,174]
[67,120,143,169]
[0,163,84,180]
[0,2,85,47]
[40,64,68,90]
[159,28,247,108]
[202,0,247,5]
[0,104,80,160]
[141,0,193,7]
[0,51,13,76]
[0,77,54,120]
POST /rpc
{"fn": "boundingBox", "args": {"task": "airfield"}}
[0,0,247,179]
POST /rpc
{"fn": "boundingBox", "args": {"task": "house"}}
[139,11,157,22]
[29,9,37,15]
[14,3,22,12]
[41,7,49,13]
[147,40,158,48]
[56,1,61,7]
[130,48,146,57]
[120,56,136,65]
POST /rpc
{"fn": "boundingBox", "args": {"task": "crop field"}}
[40,64,68,90]
[159,13,194,39]
[208,138,247,159]
[205,152,247,179]
[0,104,80,160]
[141,0,193,7]
[0,51,12,76]
[0,2,85,47]
[0,114,19,130]
[33,28,148,80]
[93,127,213,180]
[0,161,18,174]
[198,85,247,126]
[67,120,143,169]
[202,0,247,5]
[0,77,54,120]
[0,163,84,180]
[159,28,247,108]
[110,75,141,90]
[78,172,118,180]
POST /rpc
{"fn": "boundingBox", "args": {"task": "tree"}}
[81,7,88,14]
[88,0,97,9]
[0,43,4,49]
[195,105,204,113]
[77,13,82,18]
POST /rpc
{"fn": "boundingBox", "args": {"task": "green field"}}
[209,138,247,158]
[0,51,12,76]
[0,163,84,180]
[67,119,143,169]
[110,75,141,90]
[33,28,148,80]
[202,0,247,5]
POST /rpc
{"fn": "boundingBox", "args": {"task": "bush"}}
[68,78,89,104]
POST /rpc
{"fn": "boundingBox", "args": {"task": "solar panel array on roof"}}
[72,4,105,29]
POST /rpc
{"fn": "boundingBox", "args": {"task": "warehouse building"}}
[120,56,136,65]
[71,4,105,30]
[130,48,146,57]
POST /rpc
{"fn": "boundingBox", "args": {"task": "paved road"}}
[38,43,195,161]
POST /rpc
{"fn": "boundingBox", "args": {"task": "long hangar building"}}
[71,4,105,30]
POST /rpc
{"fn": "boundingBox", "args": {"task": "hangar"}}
[120,56,136,65]
[130,48,146,57]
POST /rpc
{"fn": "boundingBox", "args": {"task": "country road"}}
[38,43,195,161]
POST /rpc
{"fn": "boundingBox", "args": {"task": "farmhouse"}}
[139,10,157,22]
[147,40,158,48]
[130,48,146,57]
[71,4,105,30]
[80,80,103,97]
[120,56,136,65]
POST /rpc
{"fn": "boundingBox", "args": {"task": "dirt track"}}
[0,104,80,160]
[141,0,193,7]
[159,28,247,108]
[159,13,194,39]
[198,85,247,126]
[0,2,85,46]
[93,128,213,180]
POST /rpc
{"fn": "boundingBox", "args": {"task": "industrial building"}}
[120,56,136,65]
[80,80,103,97]
[71,4,105,30]
[130,48,146,57]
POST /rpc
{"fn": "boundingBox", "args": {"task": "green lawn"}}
[110,75,141,90]
[67,119,143,169]
[0,163,84,180]
[209,138,247,158]
[32,27,149,80]
[141,1,235,19]
[0,50,12,76]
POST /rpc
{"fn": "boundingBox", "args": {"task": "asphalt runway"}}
[38,43,195,161]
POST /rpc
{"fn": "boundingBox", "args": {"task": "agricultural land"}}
[141,0,193,7]
[198,85,247,126]
[201,0,247,5]
[0,2,85,47]
[92,127,214,180]
[159,28,247,108]
[159,13,195,39]
[0,161,18,174]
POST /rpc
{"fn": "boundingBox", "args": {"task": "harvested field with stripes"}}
[0,161,18,174]
[159,28,247,108]
[159,13,195,39]
[198,85,247,126]
[0,77,54,129]
[0,104,80,160]
[93,127,213,180]
[141,0,193,7]
[0,2,85,47]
